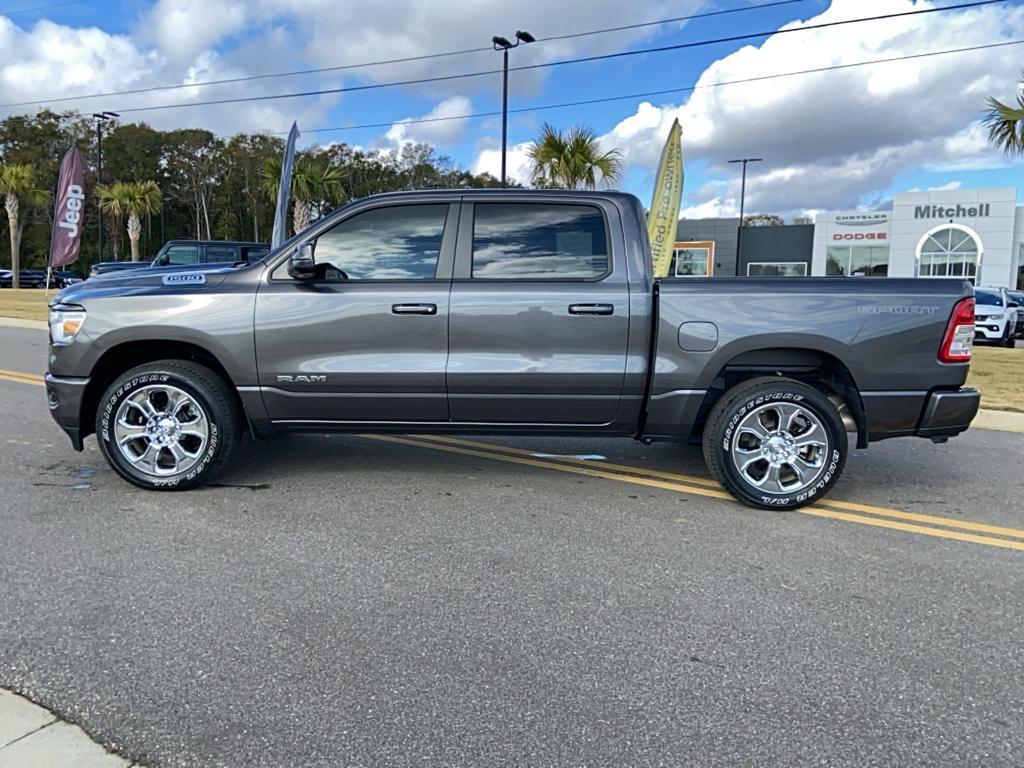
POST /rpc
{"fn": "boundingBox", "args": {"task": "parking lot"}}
[1,324,1023,767]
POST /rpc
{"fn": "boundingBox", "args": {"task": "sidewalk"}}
[0,689,138,768]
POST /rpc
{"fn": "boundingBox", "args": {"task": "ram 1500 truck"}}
[45,190,980,509]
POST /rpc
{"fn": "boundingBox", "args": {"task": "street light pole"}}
[92,111,119,260]
[492,30,535,187]
[728,157,762,275]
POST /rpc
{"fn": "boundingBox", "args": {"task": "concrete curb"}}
[0,689,139,767]
[973,408,1024,433]
[0,316,47,330]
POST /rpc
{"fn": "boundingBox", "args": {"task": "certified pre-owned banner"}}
[648,119,683,278]
[48,147,85,269]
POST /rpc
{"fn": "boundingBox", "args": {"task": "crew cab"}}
[45,190,980,509]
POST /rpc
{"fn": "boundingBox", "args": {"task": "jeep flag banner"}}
[48,147,85,268]
[648,119,683,278]
[271,121,300,249]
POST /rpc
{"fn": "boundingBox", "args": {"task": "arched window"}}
[917,225,981,282]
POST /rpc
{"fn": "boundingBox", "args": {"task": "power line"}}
[0,0,806,109]
[2,0,86,15]
[290,39,1024,135]
[9,0,1003,115]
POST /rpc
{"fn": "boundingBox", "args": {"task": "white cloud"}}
[0,0,694,145]
[473,140,533,185]
[383,96,473,148]
[145,0,248,63]
[599,0,1024,216]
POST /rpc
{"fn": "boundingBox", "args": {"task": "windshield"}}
[974,289,1002,306]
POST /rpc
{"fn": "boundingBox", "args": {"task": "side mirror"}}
[288,242,316,280]
[156,254,169,266]
[1009,301,1020,309]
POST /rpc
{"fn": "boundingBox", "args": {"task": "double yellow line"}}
[367,434,1024,553]
[3,367,1020,551]
[0,368,45,387]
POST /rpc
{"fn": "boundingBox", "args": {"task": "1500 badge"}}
[162,273,206,285]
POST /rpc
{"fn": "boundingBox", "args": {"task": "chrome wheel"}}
[113,385,209,477]
[730,401,829,495]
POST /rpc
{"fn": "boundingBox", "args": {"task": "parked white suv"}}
[974,287,1019,347]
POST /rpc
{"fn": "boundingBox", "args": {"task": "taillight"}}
[939,297,974,363]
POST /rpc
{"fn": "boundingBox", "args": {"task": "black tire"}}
[96,360,242,491]
[702,376,847,510]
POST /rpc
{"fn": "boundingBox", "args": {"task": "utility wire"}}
[1,0,87,15]
[290,39,1024,134]
[12,0,1005,114]
[0,0,806,109]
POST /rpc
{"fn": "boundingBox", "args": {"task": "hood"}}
[52,262,253,306]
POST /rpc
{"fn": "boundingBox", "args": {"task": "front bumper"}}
[44,372,90,451]
[973,322,1004,340]
[915,387,980,439]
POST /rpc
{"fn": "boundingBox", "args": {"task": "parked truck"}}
[45,190,980,509]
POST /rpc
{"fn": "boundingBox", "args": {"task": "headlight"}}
[49,305,86,345]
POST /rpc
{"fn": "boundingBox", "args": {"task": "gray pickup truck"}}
[45,189,980,509]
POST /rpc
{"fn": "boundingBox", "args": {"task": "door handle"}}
[392,303,437,315]
[568,303,614,316]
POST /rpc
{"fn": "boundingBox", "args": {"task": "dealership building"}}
[673,187,1024,290]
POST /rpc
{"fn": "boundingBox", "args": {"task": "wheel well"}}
[79,340,245,440]
[693,348,866,447]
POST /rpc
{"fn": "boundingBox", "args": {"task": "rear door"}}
[255,199,458,424]
[447,198,630,425]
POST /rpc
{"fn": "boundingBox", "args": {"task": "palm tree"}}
[984,72,1024,155]
[97,181,162,261]
[527,124,623,190]
[0,163,48,289]
[262,155,344,235]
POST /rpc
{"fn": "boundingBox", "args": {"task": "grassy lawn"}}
[1,288,1022,411]
[967,344,1024,413]
[0,288,50,322]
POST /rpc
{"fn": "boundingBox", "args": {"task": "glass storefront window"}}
[671,241,714,277]
[919,227,978,282]
[747,262,807,277]
[826,245,889,276]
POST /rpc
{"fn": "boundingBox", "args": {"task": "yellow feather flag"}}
[648,119,684,278]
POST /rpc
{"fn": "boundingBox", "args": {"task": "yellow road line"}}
[411,434,1024,542]
[416,434,720,487]
[0,369,44,386]
[365,434,735,502]
[370,434,1022,552]
[802,506,1024,553]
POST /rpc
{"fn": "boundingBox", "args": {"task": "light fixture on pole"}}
[728,157,762,274]
[492,30,535,187]
[92,111,119,260]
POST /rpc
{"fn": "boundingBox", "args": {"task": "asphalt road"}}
[1,326,1022,767]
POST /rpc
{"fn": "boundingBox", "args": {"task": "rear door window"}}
[471,203,609,279]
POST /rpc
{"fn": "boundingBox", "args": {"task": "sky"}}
[1,0,1023,219]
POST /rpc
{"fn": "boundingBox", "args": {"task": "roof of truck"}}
[354,188,641,202]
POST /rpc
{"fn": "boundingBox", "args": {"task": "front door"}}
[447,199,630,425]
[255,201,458,425]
